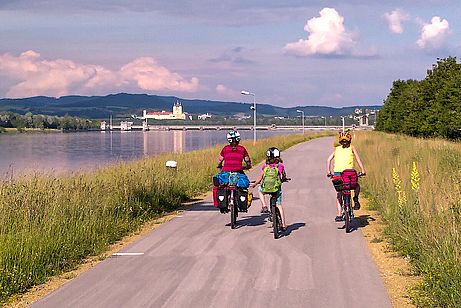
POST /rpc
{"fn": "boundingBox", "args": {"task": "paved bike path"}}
[33,137,391,308]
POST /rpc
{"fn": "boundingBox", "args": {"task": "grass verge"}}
[0,131,333,304]
[354,131,461,307]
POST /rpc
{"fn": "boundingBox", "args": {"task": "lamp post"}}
[296,110,305,134]
[341,116,345,132]
[241,90,256,144]
[321,116,327,126]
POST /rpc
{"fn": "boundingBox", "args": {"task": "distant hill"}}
[0,93,381,119]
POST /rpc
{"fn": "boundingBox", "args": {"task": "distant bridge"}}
[105,124,373,131]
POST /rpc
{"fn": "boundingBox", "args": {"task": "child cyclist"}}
[250,147,288,231]
[326,130,366,222]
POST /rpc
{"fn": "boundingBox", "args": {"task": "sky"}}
[0,0,460,107]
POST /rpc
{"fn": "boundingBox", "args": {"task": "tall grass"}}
[354,131,461,307]
[0,132,332,303]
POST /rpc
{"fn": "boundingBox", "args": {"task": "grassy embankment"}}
[0,131,333,304]
[354,131,461,307]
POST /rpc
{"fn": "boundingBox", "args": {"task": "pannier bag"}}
[331,176,343,192]
[248,191,253,208]
[216,188,228,209]
[340,169,358,190]
[214,172,250,188]
[236,188,249,212]
[212,175,220,187]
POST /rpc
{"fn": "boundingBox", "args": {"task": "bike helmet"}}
[338,130,352,143]
[227,130,241,143]
[266,147,280,158]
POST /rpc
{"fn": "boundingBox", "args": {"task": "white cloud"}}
[0,51,199,98]
[384,9,410,34]
[283,8,355,56]
[215,84,238,98]
[417,16,450,49]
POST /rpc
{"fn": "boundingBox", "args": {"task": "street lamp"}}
[321,116,327,126]
[241,90,256,144]
[296,110,305,134]
[341,116,345,132]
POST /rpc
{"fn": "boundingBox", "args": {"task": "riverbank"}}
[0,128,61,133]
[0,132,333,304]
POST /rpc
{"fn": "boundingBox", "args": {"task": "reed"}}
[354,131,461,307]
[0,132,332,303]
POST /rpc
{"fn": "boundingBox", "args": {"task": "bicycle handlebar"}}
[327,172,366,178]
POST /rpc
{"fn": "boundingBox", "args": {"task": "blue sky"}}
[0,0,460,107]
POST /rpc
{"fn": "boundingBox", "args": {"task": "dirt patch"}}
[5,210,184,307]
[357,200,420,307]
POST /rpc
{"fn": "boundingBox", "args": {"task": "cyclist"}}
[215,130,251,213]
[326,130,366,222]
[217,130,251,172]
[250,147,288,231]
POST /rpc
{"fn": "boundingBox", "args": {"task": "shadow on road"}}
[187,202,219,212]
[336,214,376,232]
[355,214,376,228]
[226,214,267,228]
[280,222,306,237]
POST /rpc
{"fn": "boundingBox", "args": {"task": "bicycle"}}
[215,167,250,229]
[328,170,364,233]
[268,178,290,239]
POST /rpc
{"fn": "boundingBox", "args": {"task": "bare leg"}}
[258,190,267,210]
[276,204,287,228]
[336,193,342,216]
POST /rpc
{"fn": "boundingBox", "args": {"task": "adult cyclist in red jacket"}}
[217,130,252,172]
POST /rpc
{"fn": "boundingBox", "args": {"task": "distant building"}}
[198,113,212,120]
[120,121,133,131]
[142,101,186,120]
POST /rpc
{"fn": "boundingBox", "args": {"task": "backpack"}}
[261,164,281,193]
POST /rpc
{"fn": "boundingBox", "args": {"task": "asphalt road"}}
[33,137,391,308]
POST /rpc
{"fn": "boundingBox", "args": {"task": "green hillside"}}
[0,93,381,119]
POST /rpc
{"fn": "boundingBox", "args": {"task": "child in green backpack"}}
[250,147,288,231]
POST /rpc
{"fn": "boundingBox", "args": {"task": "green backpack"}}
[261,164,281,193]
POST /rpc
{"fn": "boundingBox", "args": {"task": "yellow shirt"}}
[334,145,354,172]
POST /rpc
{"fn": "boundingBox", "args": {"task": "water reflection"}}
[0,130,295,178]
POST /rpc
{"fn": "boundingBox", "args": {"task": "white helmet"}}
[226,130,241,143]
[266,147,280,158]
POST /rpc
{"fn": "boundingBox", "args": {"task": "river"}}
[0,130,297,179]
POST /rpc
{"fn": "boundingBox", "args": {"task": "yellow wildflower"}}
[392,167,406,209]
[411,161,420,191]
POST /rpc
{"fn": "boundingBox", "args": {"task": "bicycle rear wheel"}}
[344,195,352,233]
[230,190,237,229]
[271,196,279,239]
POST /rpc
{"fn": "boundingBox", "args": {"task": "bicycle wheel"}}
[271,197,279,239]
[230,190,236,229]
[344,195,352,233]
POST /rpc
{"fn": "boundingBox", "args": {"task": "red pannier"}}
[341,169,358,190]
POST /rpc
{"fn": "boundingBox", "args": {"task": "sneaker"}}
[353,197,361,210]
[260,206,269,213]
[335,215,344,222]
[281,226,288,232]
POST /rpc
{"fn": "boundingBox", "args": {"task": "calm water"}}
[0,130,296,179]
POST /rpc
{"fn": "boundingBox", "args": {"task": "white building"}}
[198,113,212,120]
[142,101,186,120]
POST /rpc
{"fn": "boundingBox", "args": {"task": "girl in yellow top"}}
[326,131,366,222]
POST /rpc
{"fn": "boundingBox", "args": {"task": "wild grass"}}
[354,131,461,307]
[0,131,332,303]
